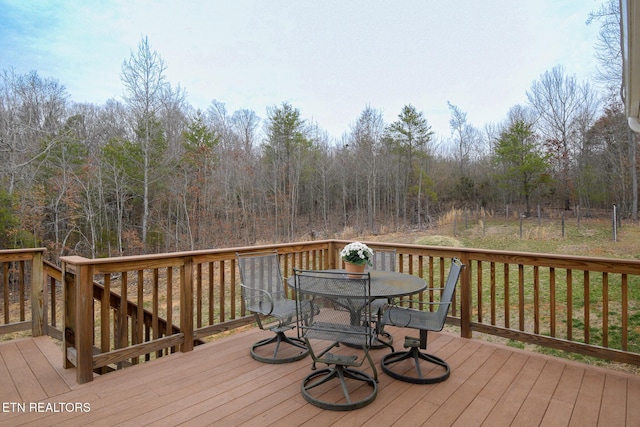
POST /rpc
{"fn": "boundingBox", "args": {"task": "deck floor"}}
[1,327,640,426]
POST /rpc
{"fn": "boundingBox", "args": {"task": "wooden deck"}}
[1,327,639,426]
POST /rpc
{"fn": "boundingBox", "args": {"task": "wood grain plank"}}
[568,369,605,427]
[0,339,48,402]
[540,398,574,427]
[452,347,513,426]
[32,335,78,390]
[16,338,70,397]
[0,344,21,403]
[481,355,546,426]
[597,374,627,427]
[424,343,498,426]
[511,360,566,426]
[627,376,640,426]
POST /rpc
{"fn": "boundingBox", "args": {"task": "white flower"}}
[340,242,374,266]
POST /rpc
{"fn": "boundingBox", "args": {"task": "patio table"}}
[290,270,427,348]
[290,270,427,300]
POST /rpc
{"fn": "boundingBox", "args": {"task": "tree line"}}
[1,5,637,259]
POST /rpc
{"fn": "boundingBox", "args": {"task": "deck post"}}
[180,257,194,352]
[75,262,95,383]
[31,250,44,337]
[327,241,337,269]
[459,253,472,339]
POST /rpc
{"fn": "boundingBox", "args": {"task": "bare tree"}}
[588,0,637,220]
[527,66,590,210]
[448,102,483,170]
[349,105,385,230]
[120,36,169,249]
[231,108,260,153]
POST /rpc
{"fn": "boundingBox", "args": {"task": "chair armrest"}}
[240,284,274,316]
[384,299,451,327]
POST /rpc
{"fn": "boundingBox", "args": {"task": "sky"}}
[0,0,604,141]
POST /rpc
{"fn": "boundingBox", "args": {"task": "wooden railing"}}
[4,240,640,384]
[0,248,67,342]
[59,241,336,383]
[1,248,47,338]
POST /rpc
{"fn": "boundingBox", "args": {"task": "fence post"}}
[613,204,618,242]
[519,213,524,239]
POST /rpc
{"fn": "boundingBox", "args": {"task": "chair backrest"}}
[371,248,396,272]
[436,258,464,321]
[236,251,286,306]
[293,269,372,347]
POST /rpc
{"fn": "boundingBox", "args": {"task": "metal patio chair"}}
[380,257,464,384]
[236,251,309,364]
[293,269,378,411]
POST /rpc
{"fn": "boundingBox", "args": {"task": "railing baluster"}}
[477,260,483,323]
[218,260,225,322]
[602,272,609,348]
[196,263,203,328]
[534,265,539,335]
[153,268,160,358]
[3,262,8,323]
[584,270,590,344]
[167,267,174,354]
[101,273,111,373]
[452,257,459,317]
[622,274,628,351]
[50,276,57,328]
[550,267,556,337]
[519,264,525,331]
[19,261,25,321]
[567,269,573,341]
[136,270,144,363]
[118,272,128,355]
[490,262,496,325]
[208,262,214,324]
[504,263,510,329]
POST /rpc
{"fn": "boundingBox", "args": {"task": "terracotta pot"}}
[344,261,366,278]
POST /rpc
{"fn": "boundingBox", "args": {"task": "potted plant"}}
[340,242,374,277]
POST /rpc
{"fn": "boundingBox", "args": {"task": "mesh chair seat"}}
[384,307,443,331]
[294,269,378,411]
[237,251,309,364]
[245,297,297,324]
[380,258,464,384]
[303,322,371,347]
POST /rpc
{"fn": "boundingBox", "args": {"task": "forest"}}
[0,3,637,259]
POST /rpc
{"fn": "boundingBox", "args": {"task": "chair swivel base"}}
[302,365,377,411]
[250,331,309,364]
[381,339,450,384]
[372,330,394,350]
